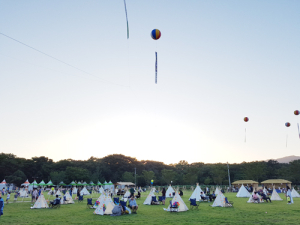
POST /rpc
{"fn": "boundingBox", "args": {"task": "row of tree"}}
[1,153,300,187]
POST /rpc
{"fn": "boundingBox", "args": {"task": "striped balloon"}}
[151,29,161,40]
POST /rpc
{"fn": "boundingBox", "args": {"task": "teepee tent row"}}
[144,188,156,205]
[61,192,74,204]
[211,192,226,207]
[80,187,90,195]
[236,184,251,198]
[166,185,175,198]
[31,194,49,209]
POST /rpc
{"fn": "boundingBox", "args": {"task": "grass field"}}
[1,190,299,224]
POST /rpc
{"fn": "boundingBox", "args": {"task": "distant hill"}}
[268,155,300,163]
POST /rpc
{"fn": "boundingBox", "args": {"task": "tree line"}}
[1,153,300,187]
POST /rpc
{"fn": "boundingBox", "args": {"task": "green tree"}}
[122,172,135,183]
[65,167,90,184]
[6,170,27,186]
[50,171,66,185]
[161,169,176,185]
[142,170,156,185]
[204,177,212,185]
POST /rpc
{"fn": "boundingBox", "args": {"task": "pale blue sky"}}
[1,0,300,164]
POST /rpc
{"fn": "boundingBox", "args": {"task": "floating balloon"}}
[151,29,161,40]
[285,122,291,127]
[244,117,249,122]
[294,110,299,116]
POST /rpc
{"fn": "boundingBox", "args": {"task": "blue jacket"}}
[0,197,4,215]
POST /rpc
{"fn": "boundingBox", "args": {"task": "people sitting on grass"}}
[135,191,141,199]
[111,202,124,216]
[179,189,183,196]
[50,195,60,207]
[129,196,138,213]
[252,192,259,203]
[260,192,271,203]
[209,191,216,202]
[200,192,209,201]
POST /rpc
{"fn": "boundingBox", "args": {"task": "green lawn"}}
[1,190,298,224]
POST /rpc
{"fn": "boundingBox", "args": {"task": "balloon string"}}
[155,52,157,84]
[298,123,300,139]
[245,128,246,143]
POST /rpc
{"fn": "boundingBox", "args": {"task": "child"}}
[0,193,4,216]
[287,196,291,204]
[6,192,10,204]
[14,193,18,202]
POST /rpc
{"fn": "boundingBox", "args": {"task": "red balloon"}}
[285,122,291,127]
[244,117,249,122]
[294,110,299,116]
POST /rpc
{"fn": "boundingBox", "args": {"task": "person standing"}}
[32,189,38,203]
[0,193,4,217]
[162,188,166,205]
[286,186,293,204]
[6,192,10,204]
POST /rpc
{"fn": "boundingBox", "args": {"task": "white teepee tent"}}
[72,187,77,194]
[63,191,74,204]
[99,186,104,194]
[166,185,175,198]
[93,194,105,208]
[93,194,115,215]
[143,189,156,205]
[236,184,251,198]
[31,194,49,209]
[263,187,268,195]
[166,192,188,212]
[247,191,263,203]
[55,190,62,196]
[189,183,204,201]
[19,189,28,198]
[211,192,226,207]
[123,190,131,198]
[291,188,300,198]
[270,189,283,201]
[80,187,90,195]
[215,187,221,195]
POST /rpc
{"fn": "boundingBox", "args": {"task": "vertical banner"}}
[155,52,157,84]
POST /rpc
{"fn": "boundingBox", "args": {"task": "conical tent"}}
[20,188,29,197]
[21,179,30,186]
[166,192,188,212]
[38,180,46,186]
[99,187,104,194]
[211,192,226,207]
[80,187,90,195]
[247,191,262,203]
[82,181,87,185]
[123,190,131,198]
[263,187,268,195]
[69,181,77,186]
[77,181,82,185]
[0,179,6,184]
[143,189,156,205]
[46,180,54,186]
[62,191,74,204]
[90,181,95,186]
[93,193,115,215]
[291,188,300,198]
[189,183,204,201]
[236,184,251,198]
[166,185,175,198]
[31,194,49,209]
[29,180,38,188]
[97,181,102,186]
[72,187,77,194]
[59,181,66,186]
[93,193,105,208]
[270,189,283,201]
[215,187,221,195]
[55,190,62,196]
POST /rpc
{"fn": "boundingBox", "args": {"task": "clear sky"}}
[1,0,300,164]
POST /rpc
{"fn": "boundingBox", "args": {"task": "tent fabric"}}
[63,191,74,204]
[143,190,156,205]
[80,187,90,195]
[166,192,188,212]
[21,179,30,186]
[261,179,291,184]
[0,180,6,184]
[232,180,259,184]
[31,194,49,209]
[93,194,115,215]
[189,184,204,201]
[99,187,104,194]
[72,187,77,194]
[211,192,226,207]
[215,187,221,196]
[93,194,105,208]
[291,188,300,198]
[123,190,131,198]
[55,190,62,196]
[247,191,263,203]
[19,189,28,198]
[270,189,283,201]
[166,185,175,198]
[263,187,268,195]
[236,184,251,198]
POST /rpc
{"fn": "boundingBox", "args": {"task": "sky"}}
[1,0,300,164]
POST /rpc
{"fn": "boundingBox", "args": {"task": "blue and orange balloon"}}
[151,29,161,40]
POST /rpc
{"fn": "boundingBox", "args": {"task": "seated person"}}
[151,196,159,205]
[111,203,123,216]
[135,191,141,199]
[128,196,138,213]
[200,192,209,201]
[179,189,183,196]
[260,192,271,203]
[50,195,60,206]
[252,192,259,203]
[209,191,216,202]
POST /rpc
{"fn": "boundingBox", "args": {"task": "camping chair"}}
[114,197,120,204]
[50,198,61,209]
[224,197,234,207]
[87,198,93,208]
[189,198,199,210]
[152,196,159,205]
[120,200,127,211]
[169,200,178,212]
[78,195,83,203]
